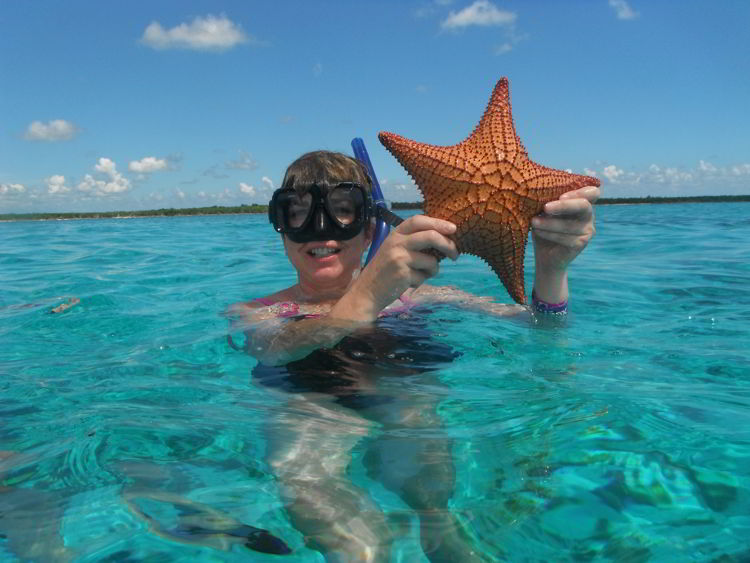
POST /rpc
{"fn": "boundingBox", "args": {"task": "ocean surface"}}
[1,202,749,561]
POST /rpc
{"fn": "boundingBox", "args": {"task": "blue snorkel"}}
[352,137,403,266]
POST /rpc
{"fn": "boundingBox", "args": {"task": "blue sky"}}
[1,1,749,213]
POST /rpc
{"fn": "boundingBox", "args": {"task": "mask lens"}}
[279,191,312,229]
[328,185,363,226]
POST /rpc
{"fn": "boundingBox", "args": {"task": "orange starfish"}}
[378,77,600,304]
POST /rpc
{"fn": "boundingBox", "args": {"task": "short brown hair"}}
[280,151,372,193]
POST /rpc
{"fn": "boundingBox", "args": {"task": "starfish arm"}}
[517,162,600,211]
[378,132,482,218]
[464,77,528,170]
[378,133,479,182]
[456,201,531,304]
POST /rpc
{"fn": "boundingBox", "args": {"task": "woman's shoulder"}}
[224,288,297,319]
[249,288,299,308]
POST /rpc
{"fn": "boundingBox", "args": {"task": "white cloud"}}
[608,0,639,20]
[664,167,693,183]
[416,0,455,18]
[494,42,513,55]
[602,164,624,183]
[225,150,258,170]
[0,183,26,195]
[583,168,598,177]
[239,182,256,196]
[129,156,168,173]
[77,158,131,196]
[46,175,69,194]
[140,14,249,51]
[238,176,273,200]
[202,164,230,180]
[591,160,743,188]
[442,1,516,29]
[95,158,117,176]
[175,189,186,199]
[695,159,750,179]
[24,119,78,141]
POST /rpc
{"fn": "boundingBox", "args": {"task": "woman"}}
[228,150,598,561]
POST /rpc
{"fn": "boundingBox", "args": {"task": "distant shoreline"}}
[2,196,749,222]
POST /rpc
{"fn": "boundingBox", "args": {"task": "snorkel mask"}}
[268,182,376,243]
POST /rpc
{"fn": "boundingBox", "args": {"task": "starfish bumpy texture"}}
[379,77,600,304]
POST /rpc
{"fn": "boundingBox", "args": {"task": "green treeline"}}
[0,204,266,222]
[597,194,750,205]
[2,195,749,222]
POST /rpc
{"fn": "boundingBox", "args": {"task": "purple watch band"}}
[531,290,568,314]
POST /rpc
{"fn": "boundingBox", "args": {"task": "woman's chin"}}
[304,262,359,286]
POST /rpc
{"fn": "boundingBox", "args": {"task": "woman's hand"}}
[531,185,599,303]
[331,215,458,321]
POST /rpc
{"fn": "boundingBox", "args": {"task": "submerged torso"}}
[251,312,460,411]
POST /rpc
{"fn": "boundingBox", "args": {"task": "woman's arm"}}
[405,284,525,317]
[227,215,460,366]
[329,215,459,321]
[225,302,367,366]
[531,186,600,304]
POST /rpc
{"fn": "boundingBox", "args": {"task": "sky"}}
[1,1,749,213]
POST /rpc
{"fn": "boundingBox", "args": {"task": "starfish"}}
[378,77,600,304]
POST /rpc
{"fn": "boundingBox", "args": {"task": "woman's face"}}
[283,226,372,292]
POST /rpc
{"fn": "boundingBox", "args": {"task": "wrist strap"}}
[531,290,568,314]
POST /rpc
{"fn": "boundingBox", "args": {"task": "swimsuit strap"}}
[252,293,416,319]
[253,297,303,318]
[398,292,416,308]
[376,293,418,317]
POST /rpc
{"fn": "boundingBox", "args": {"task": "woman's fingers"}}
[365,214,460,290]
[397,215,456,237]
[534,195,595,237]
[532,215,593,236]
[403,229,459,260]
[541,196,594,220]
[394,215,459,260]
[531,187,598,272]
[531,229,592,251]
[406,249,440,278]
[558,185,600,203]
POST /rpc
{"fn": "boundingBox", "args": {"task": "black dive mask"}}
[268,183,376,243]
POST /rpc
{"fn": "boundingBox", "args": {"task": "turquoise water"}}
[1,203,749,561]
